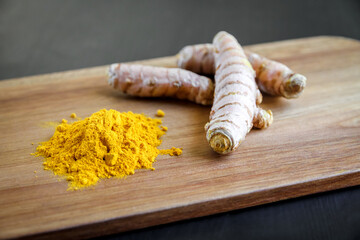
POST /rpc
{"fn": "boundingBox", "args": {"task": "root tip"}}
[209,132,233,154]
[283,73,307,98]
[107,64,119,86]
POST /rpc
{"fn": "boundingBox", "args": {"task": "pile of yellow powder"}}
[34,109,182,190]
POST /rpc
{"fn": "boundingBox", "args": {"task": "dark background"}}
[1,0,360,80]
[1,0,360,239]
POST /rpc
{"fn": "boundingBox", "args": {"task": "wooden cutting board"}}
[0,36,359,239]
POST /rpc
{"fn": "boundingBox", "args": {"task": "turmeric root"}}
[108,63,214,105]
[177,44,215,75]
[177,44,306,99]
[248,52,306,98]
[205,31,273,154]
[108,63,272,130]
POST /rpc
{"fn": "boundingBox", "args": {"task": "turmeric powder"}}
[156,109,165,117]
[34,109,182,190]
[160,147,182,156]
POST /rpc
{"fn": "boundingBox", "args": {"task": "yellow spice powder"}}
[156,109,165,117]
[34,109,182,190]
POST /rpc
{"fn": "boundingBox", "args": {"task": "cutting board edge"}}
[247,35,359,48]
[16,170,360,240]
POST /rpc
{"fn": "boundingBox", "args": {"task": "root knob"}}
[283,73,307,98]
[253,109,273,129]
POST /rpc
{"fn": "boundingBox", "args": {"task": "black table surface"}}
[1,1,360,239]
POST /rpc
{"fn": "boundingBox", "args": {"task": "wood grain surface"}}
[0,36,359,239]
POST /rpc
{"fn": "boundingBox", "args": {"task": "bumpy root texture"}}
[177,44,306,99]
[253,109,273,129]
[248,52,306,99]
[108,63,214,105]
[177,44,215,75]
[205,31,273,154]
